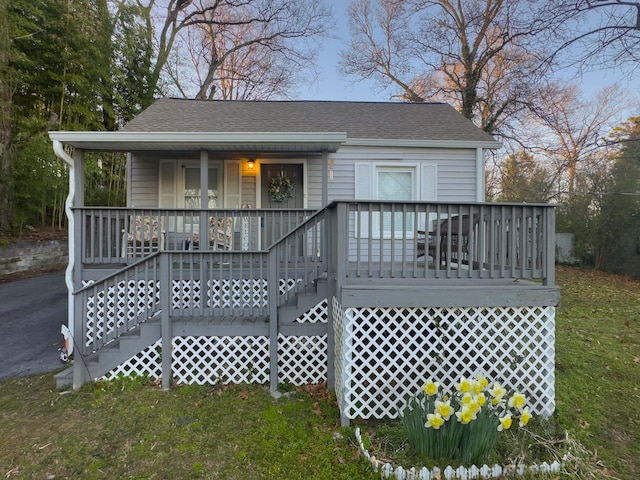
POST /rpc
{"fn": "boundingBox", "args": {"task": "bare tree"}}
[340,0,560,134]
[115,0,332,101]
[526,83,625,194]
[172,2,312,99]
[547,0,640,70]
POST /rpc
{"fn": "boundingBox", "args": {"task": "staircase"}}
[55,271,329,389]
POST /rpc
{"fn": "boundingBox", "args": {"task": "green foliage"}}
[12,133,67,229]
[401,377,531,467]
[498,151,555,203]
[596,117,640,276]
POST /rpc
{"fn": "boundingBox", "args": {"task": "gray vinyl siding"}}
[328,145,477,202]
[241,170,257,208]
[306,158,323,209]
[129,155,160,208]
[128,146,478,209]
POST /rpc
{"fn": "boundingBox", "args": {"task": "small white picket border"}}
[354,428,562,480]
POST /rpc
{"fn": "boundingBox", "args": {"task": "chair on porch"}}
[122,215,160,257]
[192,217,234,250]
[417,214,479,265]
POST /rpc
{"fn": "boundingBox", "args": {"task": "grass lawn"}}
[0,265,638,479]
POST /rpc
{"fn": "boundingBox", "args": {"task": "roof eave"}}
[48,131,348,153]
[344,138,502,149]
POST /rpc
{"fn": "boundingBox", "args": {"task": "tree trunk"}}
[0,0,13,232]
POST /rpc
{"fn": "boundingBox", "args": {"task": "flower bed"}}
[355,428,562,480]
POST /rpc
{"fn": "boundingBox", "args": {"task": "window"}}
[184,166,219,208]
[354,161,437,238]
[376,167,415,237]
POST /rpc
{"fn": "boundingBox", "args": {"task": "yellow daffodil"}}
[519,407,532,427]
[472,379,484,395]
[498,413,513,431]
[435,399,454,420]
[477,375,489,388]
[475,392,487,406]
[422,380,439,397]
[456,407,474,424]
[508,392,526,411]
[425,413,445,429]
[489,382,506,400]
[461,392,473,405]
[468,401,481,415]
[456,377,472,393]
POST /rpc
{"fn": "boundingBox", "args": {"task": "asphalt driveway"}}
[0,269,67,381]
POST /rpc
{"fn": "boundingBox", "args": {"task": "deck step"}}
[54,367,74,389]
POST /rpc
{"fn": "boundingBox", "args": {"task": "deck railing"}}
[75,201,555,285]
[74,201,555,357]
[76,207,316,264]
[335,201,555,285]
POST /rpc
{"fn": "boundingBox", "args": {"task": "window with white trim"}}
[354,161,437,238]
[376,166,416,237]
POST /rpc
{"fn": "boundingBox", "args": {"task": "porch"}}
[64,200,558,424]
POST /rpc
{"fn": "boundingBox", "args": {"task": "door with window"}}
[376,167,415,237]
[182,165,220,247]
[260,163,304,247]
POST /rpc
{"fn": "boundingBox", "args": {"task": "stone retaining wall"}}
[0,240,68,276]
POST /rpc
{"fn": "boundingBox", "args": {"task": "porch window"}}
[184,167,219,208]
[375,167,415,237]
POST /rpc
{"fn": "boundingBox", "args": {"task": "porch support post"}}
[200,150,210,250]
[160,253,172,390]
[268,249,279,392]
[321,150,329,206]
[475,148,485,202]
[325,204,337,390]
[544,207,556,287]
[335,202,350,427]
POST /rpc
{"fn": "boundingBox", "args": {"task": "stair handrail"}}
[75,252,163,355]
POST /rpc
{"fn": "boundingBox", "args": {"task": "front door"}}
[260,163,304,248]
[260,163,304,209]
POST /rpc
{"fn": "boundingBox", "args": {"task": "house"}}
[49,99,559,426]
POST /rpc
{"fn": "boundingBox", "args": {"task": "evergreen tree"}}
[598,118,640,277]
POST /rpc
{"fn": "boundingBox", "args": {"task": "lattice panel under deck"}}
[103,339,162,380]
[170,278,300,309]
[332,297,348,415]
[85,280,160,348]
[277,334,327,385]
[172,336,270,385]
[335,303,555,420]
[295,299,328,323]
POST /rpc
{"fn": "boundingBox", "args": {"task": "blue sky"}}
[297,0,635,104]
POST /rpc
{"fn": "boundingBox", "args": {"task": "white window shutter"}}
[354,163,373,238]
[354,163,372,199]
[159,160,176,207]
[420,163,437,200]
[224,160,241,208]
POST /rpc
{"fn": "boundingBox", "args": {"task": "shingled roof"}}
[121,98,497,144]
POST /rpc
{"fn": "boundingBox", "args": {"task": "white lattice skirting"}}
[105,334,328,386]
[333,299,556,420]
[104,298,329,386]
[85,278,299,349]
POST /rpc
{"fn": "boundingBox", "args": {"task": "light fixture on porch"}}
[247,158,255,169]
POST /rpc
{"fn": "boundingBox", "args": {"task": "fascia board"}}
[344,138,502,149]
[49,131,348,146]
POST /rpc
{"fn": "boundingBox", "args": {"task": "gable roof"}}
[122,98,497,145]
[50,98,501,152]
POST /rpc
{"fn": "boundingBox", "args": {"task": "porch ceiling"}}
[49,131,347,153]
